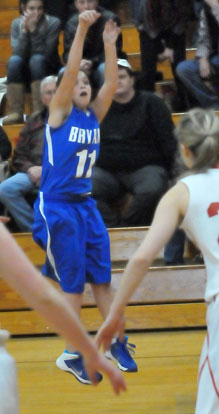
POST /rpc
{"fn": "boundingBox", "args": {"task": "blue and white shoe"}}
[105,336,138,372]
[56,351,103,385]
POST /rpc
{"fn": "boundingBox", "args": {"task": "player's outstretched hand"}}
[83,349,126,395]
[96,312,125,352]
[79,9,101,31]
[103,19,121,45]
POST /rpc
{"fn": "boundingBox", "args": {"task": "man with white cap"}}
[92,59,177,227]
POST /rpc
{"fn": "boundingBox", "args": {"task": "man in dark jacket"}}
[63,0,125,86]
[0,76,57,232]
[92,59,177,227]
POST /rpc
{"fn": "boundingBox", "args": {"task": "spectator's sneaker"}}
[56,351,103,385]
[105,336,138,372]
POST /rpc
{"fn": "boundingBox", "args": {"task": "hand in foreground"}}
[96,312,125,352]
[103,19,121,45]
[83,349,126,395]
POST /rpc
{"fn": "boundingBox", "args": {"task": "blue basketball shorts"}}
[33,193,111,294]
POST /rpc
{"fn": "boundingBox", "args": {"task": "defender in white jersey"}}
[33,9,137,385]
[97,108,219,414]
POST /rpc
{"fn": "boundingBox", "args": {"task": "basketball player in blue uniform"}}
[96,108,219,413]
[33,9,137,384]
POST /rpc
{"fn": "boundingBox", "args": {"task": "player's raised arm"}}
[91,19,120,123]
[49,10,100,128]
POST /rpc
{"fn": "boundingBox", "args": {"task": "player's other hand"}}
[83,349,127,395]
[103,19,121,45]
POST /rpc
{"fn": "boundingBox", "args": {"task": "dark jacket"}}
[0,127,12,161]
[12,109,47,173]
[96,90,177,176]
[63,6,124,65]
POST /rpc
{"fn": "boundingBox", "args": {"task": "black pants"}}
[92,165,168,227]
[139,30,187,108]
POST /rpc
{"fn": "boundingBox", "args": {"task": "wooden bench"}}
[0,229,207,335]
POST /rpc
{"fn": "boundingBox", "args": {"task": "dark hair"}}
[56,67,92,88]
[118,65,134,77]
[19,0,46,13]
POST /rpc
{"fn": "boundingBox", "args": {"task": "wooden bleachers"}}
[0,229,206,335]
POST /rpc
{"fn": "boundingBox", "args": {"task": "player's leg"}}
[55,291,103,385]
[0,330,19,414]
[195,296,219,414]
[87,198,138,372]
[34,197,100,384]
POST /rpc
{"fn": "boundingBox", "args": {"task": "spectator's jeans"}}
[0,172,35,231]
[164,229,186,265]
[7,54,47,83]
[92,165,168,227]
[176,56,219,108]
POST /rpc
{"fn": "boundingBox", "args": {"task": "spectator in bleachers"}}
[92,59,177,227]
[0,76,57,231]
[62,0,126,88]
[137,0,192,111]
[176,0,219,109]
[3,0,61,126]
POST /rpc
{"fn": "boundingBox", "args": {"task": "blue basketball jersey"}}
[40,106,100,195]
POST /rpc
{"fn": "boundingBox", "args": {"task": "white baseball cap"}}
[117,59,133,72]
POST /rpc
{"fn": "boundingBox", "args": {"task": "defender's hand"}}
[96,312,125,352]
[83,349,127,394]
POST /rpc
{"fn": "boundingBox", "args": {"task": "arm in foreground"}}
[96,183,188,350]
[0,222,126,394]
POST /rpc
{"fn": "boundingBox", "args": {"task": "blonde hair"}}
[175,108,219,172]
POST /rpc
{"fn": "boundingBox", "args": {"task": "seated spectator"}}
[92,59,177,227]
[62,0,126,87]
[137,0,192,111]
[176,0,219,109]
[0,76,57,231]
[3,0,61,125]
